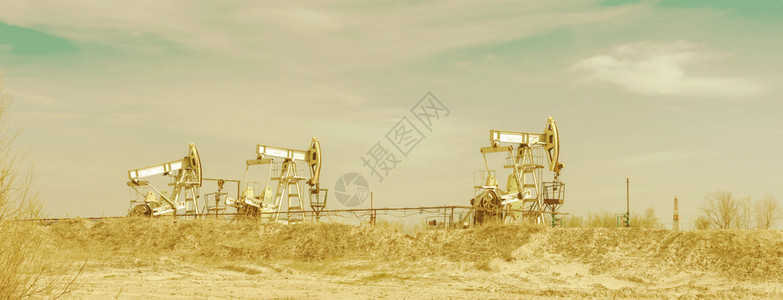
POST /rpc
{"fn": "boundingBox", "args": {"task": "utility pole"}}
[370,192,375,226]
[673,197,680,231]
[625,178,630,228]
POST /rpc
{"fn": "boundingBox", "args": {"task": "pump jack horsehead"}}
[225,137,327,223]
[467,117,566,226]
[127,143,203,217]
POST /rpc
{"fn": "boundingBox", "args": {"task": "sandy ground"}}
[65,258,783,299]
[29,220,783,299]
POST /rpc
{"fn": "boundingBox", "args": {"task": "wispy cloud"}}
[0,1,639,75]
[615,151,694,168]
[571,41,762,98]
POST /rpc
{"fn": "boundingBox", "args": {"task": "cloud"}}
[0,1,641,75]
[571,41,762,98]
[8,90,63,109]
[615,151,694,168]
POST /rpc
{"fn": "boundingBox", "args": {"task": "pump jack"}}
[127,143,203,217]
[466,117,566,226]
[226,137,327,222]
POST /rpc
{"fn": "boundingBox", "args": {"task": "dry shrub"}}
[694,215,712,230]
[373,218,405,231]
[0,75,81,299]
[0,222,83,299]
[0,76,41,221]
[586,211,619,228]
[561,214,584,228]
[561,208,660,229]
[561,211,618,228]
[630,207,661,229]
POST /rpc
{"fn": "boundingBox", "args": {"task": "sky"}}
[0,0,781,228]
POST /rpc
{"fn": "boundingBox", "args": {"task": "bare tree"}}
[694,215,712,230]
[754,194,781,230]
[737,196,753,229]
[702,191,739,229]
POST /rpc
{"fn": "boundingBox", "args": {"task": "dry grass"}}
[562,207,661,229]
[46,218,545,264]
[0,222,84,299]
[43,218,550,281]
[5,215,783,298]
[66,219,555,275]
[39,218,783,282]
[539,228,783,281]
[3,209,781,297]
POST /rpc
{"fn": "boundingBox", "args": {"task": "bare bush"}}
[561,209,660,229]
[702,191,739,229]
[694,215,712,230]
[0,78,42,220]
[0,222,83,299]
[586,211,618,228]
[561,214,584,228]
[754,195,781,230]
[631,207,661,229]
[0,75,81,299]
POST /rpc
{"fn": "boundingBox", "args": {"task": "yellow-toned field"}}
[4,219,783,299]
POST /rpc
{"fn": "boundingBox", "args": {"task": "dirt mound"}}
[46,218,543,263]
[22,219,783,298]
[43,219,783,281]
[516,228,783,281]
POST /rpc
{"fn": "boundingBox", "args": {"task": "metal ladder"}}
[517,146,544,223]
[271,160,306,223]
